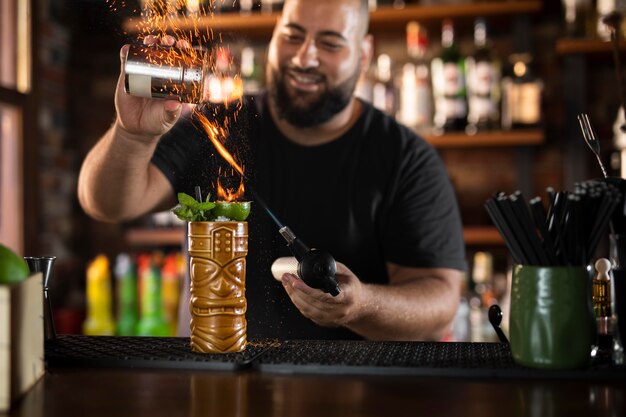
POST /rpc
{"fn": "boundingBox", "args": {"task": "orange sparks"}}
[217,177,245,202]
[193,108,245,177]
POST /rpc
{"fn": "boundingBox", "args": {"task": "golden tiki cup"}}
[188,221,248,353]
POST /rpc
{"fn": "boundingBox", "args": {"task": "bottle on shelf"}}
[261,0,284,13]
[214,0,240,14]
[501,15,542,131]
[465,18,501,135]
[431,18,467,134]
[83,255,115,336]
[161,253,182,336]
[500,52,543,130]
[468,251,498,343]
[240,46,263,95]
[372,53,396,116]
[206,47,244,104]
[596,0,626,41]
[114,253,138,336]
[561,0,595,38]
[136,256,170,336]
[397,21,432,134]
[240,0,262,14]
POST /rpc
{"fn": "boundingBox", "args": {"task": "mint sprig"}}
[171,191,251,222]
[172,192,216,222]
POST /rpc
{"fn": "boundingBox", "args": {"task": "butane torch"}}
[245,186,342,297]
[273,227,341,296]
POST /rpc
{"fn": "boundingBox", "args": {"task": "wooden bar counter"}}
[8,367,625,417]
[6,336,625,416]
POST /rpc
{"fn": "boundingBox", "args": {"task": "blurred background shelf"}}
[122,1,542,37]
[463,226,503,246]
[425,130,543,149]
[125,227,185,246]
[555,38,626,55]
[124,225,503,247]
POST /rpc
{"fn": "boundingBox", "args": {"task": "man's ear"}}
[360,34,374,75]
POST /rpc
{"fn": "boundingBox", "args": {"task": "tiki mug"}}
[188,221,248,353]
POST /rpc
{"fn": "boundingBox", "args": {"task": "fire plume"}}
[217,177,245,202]
[193,108,245,177]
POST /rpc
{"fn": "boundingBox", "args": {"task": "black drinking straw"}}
[510,192,549,265]
[485,198,523,264]
[487,182,622,266]
[529,196,559,264]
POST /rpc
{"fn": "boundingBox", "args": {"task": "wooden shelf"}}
[556,38,626,55]
[463,226,503,245]
[125,225,503,246]
[425,129,543,148]
[122,1,542,36]
[125,227,185,246]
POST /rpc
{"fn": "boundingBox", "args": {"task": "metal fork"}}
[578,113,608,178]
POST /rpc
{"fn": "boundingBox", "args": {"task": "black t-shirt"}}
[152,94,466,340]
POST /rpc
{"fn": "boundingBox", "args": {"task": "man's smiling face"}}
[266,0,368,127]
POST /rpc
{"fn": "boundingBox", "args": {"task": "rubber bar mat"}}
[254,340,625,379]
[45,335,276,371]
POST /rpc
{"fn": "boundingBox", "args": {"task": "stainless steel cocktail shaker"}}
[124,44,207,103]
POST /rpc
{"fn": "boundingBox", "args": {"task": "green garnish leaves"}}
[171,192,250,222]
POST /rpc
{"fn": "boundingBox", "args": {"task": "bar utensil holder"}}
[24,256,57,340]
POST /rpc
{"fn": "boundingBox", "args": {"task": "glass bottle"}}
[431,19,467,134]
[114,253,138,336]
[240,46,262,95]
[136,257,170,336]
[397,21,432,134]
[372,54,397,116]
[465,18,501,134]
[83,255,115,336]
[501,52,543,130]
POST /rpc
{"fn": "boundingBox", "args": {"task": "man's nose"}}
[292,38,319,68]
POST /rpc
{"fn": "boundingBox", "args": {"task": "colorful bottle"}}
[465,18,501,134]
[161,253,181,336]
[397,21,432,133]
[83,255,115,336]
[372,54,396,116]
[114,253,138,336]
[431,19,467,134]
[136,257,170,336]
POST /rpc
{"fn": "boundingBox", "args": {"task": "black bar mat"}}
[254,340,625,380]
[45,335,276,371]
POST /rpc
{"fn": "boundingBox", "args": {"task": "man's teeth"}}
[293,73,320,84]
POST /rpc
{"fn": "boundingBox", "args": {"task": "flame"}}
[193,108,244,176]
[217,177,245,202]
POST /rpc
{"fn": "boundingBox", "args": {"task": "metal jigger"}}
[24,256,57,340]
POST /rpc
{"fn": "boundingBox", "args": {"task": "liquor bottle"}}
[596,0,626,41]
[136,258,170,336]
[465,18,501,134]
[207,47,243,103]
[214,0,240,13]
[240,0,262,13]
[83,255,115,336]
[397,21,432,133]
[114,253,138,336]
[372,54,396,116]
[431,19,467,134]
[500,52,543,130]
[240,47,262,95]
[562,0,594,38]
[468,251,497,343]
[161,253,181,336]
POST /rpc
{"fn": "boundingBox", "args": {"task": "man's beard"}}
[269,65,361,128]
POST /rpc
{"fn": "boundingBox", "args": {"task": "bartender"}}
[77,0,466,341]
